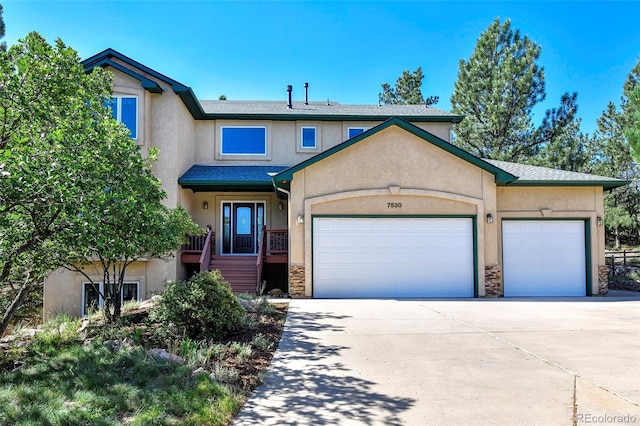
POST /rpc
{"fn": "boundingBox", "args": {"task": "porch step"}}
[210,255,258,294]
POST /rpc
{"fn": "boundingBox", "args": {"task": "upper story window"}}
[348,127,369,139]
[221,126,267,155]
[301,126,317,149]
[108,96,138,139]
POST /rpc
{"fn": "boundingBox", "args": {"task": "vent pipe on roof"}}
[304,82,309,105]
[287,85,293,109]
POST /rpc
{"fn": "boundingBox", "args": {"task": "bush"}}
[152,271,245,340]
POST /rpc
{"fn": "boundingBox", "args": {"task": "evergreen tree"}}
[0,4,6,52]
[450,18,578,162]
[627,84,640,162]
[587,62,640,247]
[379,67,438,106]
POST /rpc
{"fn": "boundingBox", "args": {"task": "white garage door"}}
[313,217,475,298]
[503,220,586,297]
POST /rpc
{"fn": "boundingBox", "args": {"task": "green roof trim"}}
[83,58,163,93]
[82,49,206,117]
[503,180,630,190]
[273,117,517,189]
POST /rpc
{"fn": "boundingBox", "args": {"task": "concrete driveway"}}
[235,294,640,425]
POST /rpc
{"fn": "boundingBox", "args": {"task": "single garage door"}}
[502,220,586,296]
[313,217,474,298]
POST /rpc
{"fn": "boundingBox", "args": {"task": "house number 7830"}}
[387,202,402,208]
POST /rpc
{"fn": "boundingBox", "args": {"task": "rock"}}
[191,367,207,376]
[267,289,285,297]
[77,318,91,334]
[147,348,184,365]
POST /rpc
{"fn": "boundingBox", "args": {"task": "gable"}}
[274,118,517,193]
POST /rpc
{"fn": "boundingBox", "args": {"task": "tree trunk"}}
[0,278,35,337]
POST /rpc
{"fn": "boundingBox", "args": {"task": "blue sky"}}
[3,1,639,135]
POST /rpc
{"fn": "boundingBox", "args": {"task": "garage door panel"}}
[313,217,474,298]
[503,220,586,297]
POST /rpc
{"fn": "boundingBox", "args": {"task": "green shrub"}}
[152,271,245,340]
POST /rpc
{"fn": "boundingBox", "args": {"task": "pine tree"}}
[379,67,438,106]
[450,18,577,162]
[0,4,6,52]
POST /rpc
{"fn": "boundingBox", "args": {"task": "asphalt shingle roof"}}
[179,165,290,192]
[199,100,460,120]
[484,159,627,188]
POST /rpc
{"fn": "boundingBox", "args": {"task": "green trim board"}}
[500,218,592,297]
[82,49,189,92]
[194,112,463,123]
[502,180,629,190]
[83,58,163,93]
[310,214,479,299]
[274,117,518,190]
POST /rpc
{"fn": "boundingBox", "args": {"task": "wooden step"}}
[209,255,258,294]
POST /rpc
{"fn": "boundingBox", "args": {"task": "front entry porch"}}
[181,227,288,294]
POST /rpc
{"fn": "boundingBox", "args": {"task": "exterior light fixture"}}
[486,213,494,224]
[597,216,603,226]
[203,201,209,210]
[297,214,304,224]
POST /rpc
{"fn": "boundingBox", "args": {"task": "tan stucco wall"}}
[43,260,173,319]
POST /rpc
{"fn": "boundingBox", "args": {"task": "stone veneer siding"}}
[289,265,306,298]
[484,264,502,297]
[598,265,608,296]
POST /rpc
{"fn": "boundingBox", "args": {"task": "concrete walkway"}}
[235,296,640,425]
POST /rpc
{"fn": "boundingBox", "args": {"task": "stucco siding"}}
[301,126,485,200]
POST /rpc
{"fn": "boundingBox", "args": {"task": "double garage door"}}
[312,217,587,298]
[313,217,475,298]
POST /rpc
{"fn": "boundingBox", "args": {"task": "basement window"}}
[82,282,140,316]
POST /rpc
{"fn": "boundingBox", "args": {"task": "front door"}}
[222,201,265,255]
[233,203,255,253]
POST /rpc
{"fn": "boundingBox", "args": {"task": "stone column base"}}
[289,265,306,298]
[597,265,608,296]
[484,264,502,297]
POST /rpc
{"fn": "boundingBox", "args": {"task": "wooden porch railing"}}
[181,225,213,272]
[256,227,288,293]
[256,226,267,293]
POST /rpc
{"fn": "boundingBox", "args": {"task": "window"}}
[108,96,138,139]
[348,127,368,139]
[82,282,140,316]
[301,126,317,148]
[221,126,267,155]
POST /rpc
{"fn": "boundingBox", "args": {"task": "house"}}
[43,49,627,318]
